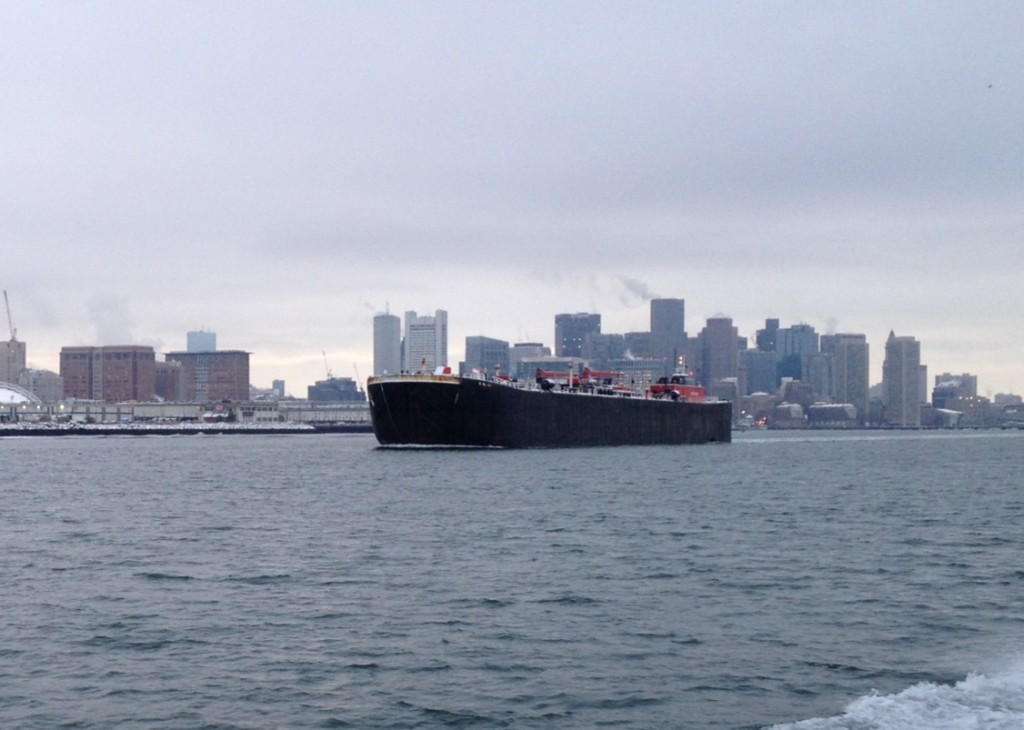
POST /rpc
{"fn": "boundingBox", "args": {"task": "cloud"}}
[1,3,1022,394]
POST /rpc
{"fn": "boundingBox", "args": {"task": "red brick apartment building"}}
[59,346,157,402]
[164,350,250,402]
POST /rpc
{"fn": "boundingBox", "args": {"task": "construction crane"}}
[352,362,363,391]
[322,350,334,380]
[3,290,16,341]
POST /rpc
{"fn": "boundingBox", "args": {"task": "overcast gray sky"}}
[3,1,1021,395]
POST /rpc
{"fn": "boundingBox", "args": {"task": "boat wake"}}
[769,659,1024,729]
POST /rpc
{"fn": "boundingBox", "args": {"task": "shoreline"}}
[0,423,374,437]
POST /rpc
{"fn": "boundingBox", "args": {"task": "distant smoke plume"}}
[88,293,135,344]
[825,317,838,335]
[619,276,658,303]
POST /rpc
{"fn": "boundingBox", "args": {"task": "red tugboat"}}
[648,370,706,403]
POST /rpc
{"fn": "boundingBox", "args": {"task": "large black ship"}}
[367,368,731,448]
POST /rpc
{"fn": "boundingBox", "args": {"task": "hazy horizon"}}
[3,2,1021,394]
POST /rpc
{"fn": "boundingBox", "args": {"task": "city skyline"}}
[2,3,1021,395]
[3,297,1021,400]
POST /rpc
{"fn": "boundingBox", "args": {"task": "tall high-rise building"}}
[777,323,819,380]
[403,310,448,372]
[373,312,401,375]
[1,339,26,384]
[698,315,738,387]
[650,298,686,374]
[165,350,250,402]
[744,349,777,394]
[821,333,870,423]
[186,330,217,353]
[60,345,157,402]
[883,331,922,426]
[463,336,510,375]
[554,313,601,357]
[755,318,780,353]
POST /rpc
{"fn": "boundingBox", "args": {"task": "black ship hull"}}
[367,375,731,448]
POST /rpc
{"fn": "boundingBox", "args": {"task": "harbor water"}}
[2,430,1023,728]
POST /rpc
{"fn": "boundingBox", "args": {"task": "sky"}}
[2,1,1022,396]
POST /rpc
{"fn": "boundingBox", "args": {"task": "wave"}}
[769,660,1024,729]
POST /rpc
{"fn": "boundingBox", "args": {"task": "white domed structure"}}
[0,382,41,404]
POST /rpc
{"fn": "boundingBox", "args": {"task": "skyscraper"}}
[554,313,600,357]
[1,339,26,384]
[744,349,777,394]
[403,310,448,372]
[186,330,217,352]
[373,312,401,375]
[821,333,870,424]
[698,315,738,387]
[650,298,686,375]
[777,323,819,380]
[755,318,780,353]
[883,331,922,427]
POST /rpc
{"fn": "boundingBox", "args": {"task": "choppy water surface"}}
[2,430,1023,728]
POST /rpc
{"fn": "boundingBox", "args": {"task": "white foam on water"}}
[770,659,1024,730]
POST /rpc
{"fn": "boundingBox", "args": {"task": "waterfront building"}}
[882,331,922,427]
[781,379,816,410]
[463,336,510,376]
[807,403,859,428]
[403,310,448,373]
[650,298,686,375]
[154,359,185,402]
[611,356,663,391]
[994,393,1022,408]
[623,331,652,360]
[744,391,776,424]
[308,377,365,402]
[554,313,601,358]
[513,355,579,382]
[17,368,64,404]
[932,373,978,409]
[581,332,626,372]
[509,343,551,378]
[186,330,217,353]
[60,345,157,402]
[165,350,250,402]
[373,312,401,375]
[938,394,991,427]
